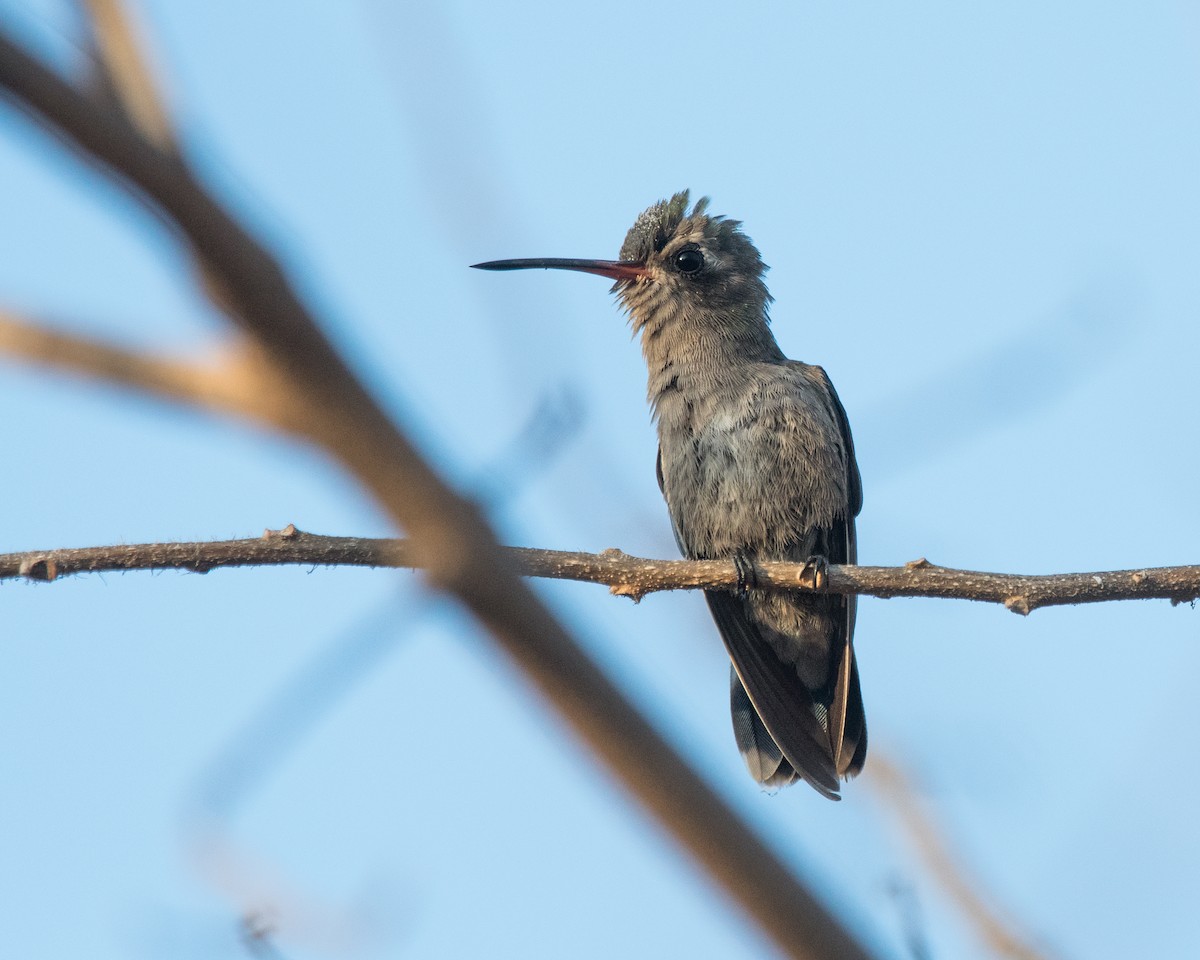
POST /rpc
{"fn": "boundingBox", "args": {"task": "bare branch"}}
[3,527,1198,614]
[0,31,876,959]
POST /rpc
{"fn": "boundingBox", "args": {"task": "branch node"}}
[600,547,629,559]
[1131,571,1147,585]
[19,557,58,581]
[905,557,932,571]
[1004,595,1032,616]
[261,523,300,541]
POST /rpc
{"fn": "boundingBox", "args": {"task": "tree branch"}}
[4,526,1198,614]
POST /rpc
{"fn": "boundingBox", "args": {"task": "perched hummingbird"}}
[473,192,865,799]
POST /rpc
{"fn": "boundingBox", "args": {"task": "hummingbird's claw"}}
[732,550,759,599]
[799,555,829,591]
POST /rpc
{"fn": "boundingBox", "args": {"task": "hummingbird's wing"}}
[812,366,868,777]
[813,366,862,519]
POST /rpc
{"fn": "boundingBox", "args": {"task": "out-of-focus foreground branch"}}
[0,23,876,960]
[76,0,177,150]
[3,526,1199,615]
[0,310,325,439]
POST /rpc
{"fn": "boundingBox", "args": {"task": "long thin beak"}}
[471,257,648,281]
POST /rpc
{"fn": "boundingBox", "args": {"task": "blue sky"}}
[2,2,1199,957]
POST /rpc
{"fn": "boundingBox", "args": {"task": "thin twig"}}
[3,527,1198,614]
[869,757,1058,960]
[0,31,875,960]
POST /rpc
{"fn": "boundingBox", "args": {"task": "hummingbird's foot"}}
[732,550,759,599]
[799,555,829,591]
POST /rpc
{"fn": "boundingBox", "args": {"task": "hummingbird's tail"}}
[730,667,796,787]
[709,590,866,799]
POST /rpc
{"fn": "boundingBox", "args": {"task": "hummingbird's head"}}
[611,190,772,333]
[471,190,773,336]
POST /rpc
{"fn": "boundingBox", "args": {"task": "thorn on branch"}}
[18,557,58,581]
[240,909,284,959]
[610,582,645,603]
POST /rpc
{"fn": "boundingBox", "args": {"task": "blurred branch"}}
[0,310,321,437]
[4,526,1199,613]
[76,0,176,149]
[0,27,875,960]
[473,383,585,507]
[0,312,586,495]
[869,756,1057,960]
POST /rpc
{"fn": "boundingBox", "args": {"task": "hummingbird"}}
[473,191,865,799]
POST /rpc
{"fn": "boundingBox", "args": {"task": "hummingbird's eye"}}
[674,247,705,275]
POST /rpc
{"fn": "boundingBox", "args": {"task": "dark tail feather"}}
[829,635,868,777]
[830,638,868,777]
[730,668,797,787]
[706,591,842,799]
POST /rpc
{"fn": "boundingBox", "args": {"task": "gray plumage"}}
[473,191,866,799]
